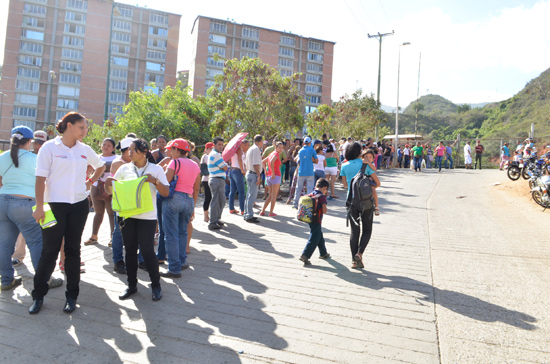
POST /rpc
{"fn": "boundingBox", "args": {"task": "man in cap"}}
[293,136,318,208]
[32,130,48,154]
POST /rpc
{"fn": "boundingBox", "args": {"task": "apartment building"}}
[189,16,335,116]
[0,0,180,141]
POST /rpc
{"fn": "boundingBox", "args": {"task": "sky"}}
[1,0,549,110]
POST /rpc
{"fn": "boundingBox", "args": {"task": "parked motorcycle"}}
[531,175,550,208]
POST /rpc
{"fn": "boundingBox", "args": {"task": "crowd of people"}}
[1,113,436,314]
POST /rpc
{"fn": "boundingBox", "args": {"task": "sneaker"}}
[181,262,190,270]
[12,259,22,267]
[1,277,22,291]
[229,209,238,214]
[114,261,127,274]
[299,255,312,266]
[319,253,331,260]
[48,277,63,289]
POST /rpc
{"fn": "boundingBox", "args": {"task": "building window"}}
[241,39,258,50]
[22,29,44,41]
[13,106,37,118]
[109,92,126,103]
[150,12,168,25]
[280,69,293,77]
[20,41,43,54]
[207,56,224,67]
[110,68,128,78]
[209,34,226,45]
[278,58,293,68]
[113,19,131,31]
[57,98,79,109]
[308,40,323,51]
[23,16,45,28]
[146,50,166,61]
[23,4,46,16]
[145,73,164,84]
[60,73,81,84]
[64,23,85,34]
[148,38,167,49]
[15,93,39,105]
[60,61,81,72]
[108,105,123,114]
[116,5,133,18]
[279,47,294,57]
[62,48,83,59]
[306,84,322,94]
[307,63,323,73]
[14,120,37,129]
[208,45,226,57]
[65,11,86,22]
[149,26,168,37]
[307,52,323,62]
[242,26,259,39]
[206,68,224,79]
[17,67,41,79]
[306,96,321,104]
[112,56,129,66]
[66,0,88,11]
[205,79,215,89]
[19,55,42,67]
[280,36,295,46]
[56,111,67,120]
[240,51,257,59]
[112,32,131,43]
[58,86,80,97]
[63,35,84,47]
[210,20,227,33]
[145,61,164,72]
[110,80,127,91]
[111,43,130,54]
[306,74,322,83]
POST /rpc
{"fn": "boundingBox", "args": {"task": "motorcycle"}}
[531,175,550,208]
[507,160,522,181]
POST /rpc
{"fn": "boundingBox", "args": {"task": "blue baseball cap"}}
[11,126,34,139]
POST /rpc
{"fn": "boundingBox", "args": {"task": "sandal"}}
[351,260,358,269]
[268,213,277,217]
[330,195,339,199]
[259,212,265,216]
[83,238,98,246]
[374,207,380,216]
[354,253,364,269]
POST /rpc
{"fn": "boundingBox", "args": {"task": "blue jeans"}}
[426,157,432,169]
[229,169,245,212]
[162,192,193,274]
[314,169,325,185]
[413,156,422,171]
[244,172,259,220]
[301,222,327,259]
[294,175,315,208]
[112,211,123,263]
[445,154,454,169]
[0,195,43,286]
[435,155,444,170]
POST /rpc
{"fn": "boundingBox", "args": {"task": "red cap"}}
[166,138,190,151]
[205,142,214,149]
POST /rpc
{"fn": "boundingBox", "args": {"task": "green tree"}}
[115,82,212,145]
[208,57,304,140]
[331,89,384,138]
[305,104,336,138]
[456,103,471,113]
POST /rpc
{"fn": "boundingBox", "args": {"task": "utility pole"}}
[368,30,394,142]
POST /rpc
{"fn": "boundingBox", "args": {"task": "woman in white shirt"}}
[29,112,106,314]
[313,144,326,185]
[107,139,169,302]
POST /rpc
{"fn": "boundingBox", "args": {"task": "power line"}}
[341,0,371,37]
[377,0,392,23]
[358,0,379,31]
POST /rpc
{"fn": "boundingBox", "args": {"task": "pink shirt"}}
[435,145,446,157]
[168,158,200,195]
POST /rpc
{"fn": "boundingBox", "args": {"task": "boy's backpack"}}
[346,164,374,226]
[297,192,320,224]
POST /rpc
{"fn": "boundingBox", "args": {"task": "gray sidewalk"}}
[1,169,549,363]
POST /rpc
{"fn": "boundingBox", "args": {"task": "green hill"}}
[403,94,457,116]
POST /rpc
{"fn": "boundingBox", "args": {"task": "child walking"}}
[299,178,330,265]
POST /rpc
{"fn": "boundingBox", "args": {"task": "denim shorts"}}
[266,175,281,186]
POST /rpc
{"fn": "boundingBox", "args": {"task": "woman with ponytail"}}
[0,126,61,291]
[29,112,106,314]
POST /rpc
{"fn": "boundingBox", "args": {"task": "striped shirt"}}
[207,150,228,179]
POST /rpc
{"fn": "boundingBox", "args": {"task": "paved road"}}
[1,168,549,363]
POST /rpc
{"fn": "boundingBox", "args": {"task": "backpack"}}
[297,192,320,224]
[158,159,180,201]
[346,164,374,226]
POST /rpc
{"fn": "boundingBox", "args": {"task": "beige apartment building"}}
[0,0,180,141]
[189,16,335,118]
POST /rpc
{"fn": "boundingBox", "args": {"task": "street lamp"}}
[104,3,121,122]
[395,42,410,163]
[46,70,56,126]
[0,92,6,128]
